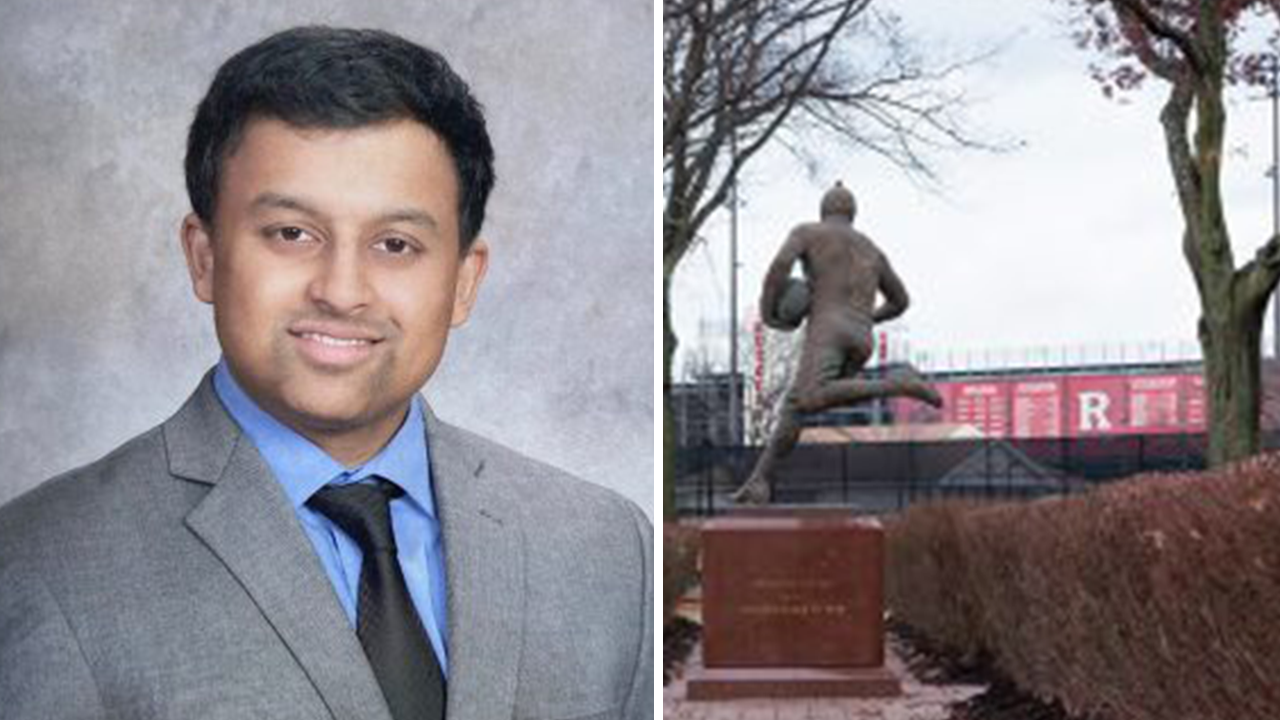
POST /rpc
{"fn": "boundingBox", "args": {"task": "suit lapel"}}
[426,409,524,720]
[165,377,526,720]
[167,376,393,720]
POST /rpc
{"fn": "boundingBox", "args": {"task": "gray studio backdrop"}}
[0,1,654,516]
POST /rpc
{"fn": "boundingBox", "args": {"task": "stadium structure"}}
[671,323,1280,515]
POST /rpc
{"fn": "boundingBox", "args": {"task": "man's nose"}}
[307,243,372,315]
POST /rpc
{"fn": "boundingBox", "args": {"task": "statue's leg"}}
[800,363,942,411]
[732,393,802,505]
[732,338,838,505]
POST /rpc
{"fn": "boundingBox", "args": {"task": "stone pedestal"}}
[686,510,901,700]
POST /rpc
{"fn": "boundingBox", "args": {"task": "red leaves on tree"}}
[1061,0,1280,97]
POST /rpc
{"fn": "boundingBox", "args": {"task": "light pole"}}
[1265,52,1280,359]
[728,127,742,446]
[1270,52,1280,359]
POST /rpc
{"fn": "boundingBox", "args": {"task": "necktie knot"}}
[307,478,405,553]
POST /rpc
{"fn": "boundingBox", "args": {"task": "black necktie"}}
[308,479,446,720]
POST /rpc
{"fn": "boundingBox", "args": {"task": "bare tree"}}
[1060,0,1280,465]
[663,0,989,513]
[743,321,806,445]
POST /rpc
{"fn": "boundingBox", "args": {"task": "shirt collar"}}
[212,359,437,519]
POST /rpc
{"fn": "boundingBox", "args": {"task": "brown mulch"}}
[663,617,701,687]
[891,619,993,686]
[950,680,1085,720]
[891,620,1087,720]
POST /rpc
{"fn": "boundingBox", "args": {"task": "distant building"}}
[670,372,743,447]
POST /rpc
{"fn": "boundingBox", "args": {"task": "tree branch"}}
[663,0,993,297]
[1111,0,1205,73]
[1160,80,1199,239]
[1234,234,1280,315]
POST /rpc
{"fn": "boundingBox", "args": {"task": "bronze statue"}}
[733,181,943,504]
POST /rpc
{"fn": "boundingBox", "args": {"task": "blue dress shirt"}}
[212,360,449,675]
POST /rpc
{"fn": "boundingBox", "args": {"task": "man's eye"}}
[377,237,415,255]
[275,226,311,243]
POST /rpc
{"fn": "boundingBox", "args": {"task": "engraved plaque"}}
[701,513,885,668]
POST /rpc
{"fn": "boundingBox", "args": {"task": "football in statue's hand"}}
[774,278,811,330]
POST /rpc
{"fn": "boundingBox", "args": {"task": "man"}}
[732,181,942,504]
[0,27,652,720]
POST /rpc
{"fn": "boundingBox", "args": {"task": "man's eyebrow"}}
[249,192,329,221]
[377,208,440,233]
[249,192,439,233]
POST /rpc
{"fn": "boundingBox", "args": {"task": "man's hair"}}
[185,26,495,248]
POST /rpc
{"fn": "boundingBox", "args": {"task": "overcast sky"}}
[671,0,1280,378]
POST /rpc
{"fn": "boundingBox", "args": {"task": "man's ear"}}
[450,238,489,327]
[180,213,216,305]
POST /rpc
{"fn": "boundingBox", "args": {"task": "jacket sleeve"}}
[619,501,653,720]
[0,562,106,720]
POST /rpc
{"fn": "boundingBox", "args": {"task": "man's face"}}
[181,117,487,451]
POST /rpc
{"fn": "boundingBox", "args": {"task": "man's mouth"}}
[288,323,386,368]
[297,332,374,348]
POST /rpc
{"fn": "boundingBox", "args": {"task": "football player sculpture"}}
[733,182,943,505]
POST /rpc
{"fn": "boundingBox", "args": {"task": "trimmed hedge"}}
[663,523,701,625]
[887,453,1280,720]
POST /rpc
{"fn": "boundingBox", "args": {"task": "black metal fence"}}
[673,433,1234,517]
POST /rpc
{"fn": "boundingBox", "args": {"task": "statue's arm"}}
[872,253,910,323]
[760,233,804,328]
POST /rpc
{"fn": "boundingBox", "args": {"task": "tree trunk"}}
[1153,15,1273,467]
[1201,294,1264,465]
[663,270,677,518]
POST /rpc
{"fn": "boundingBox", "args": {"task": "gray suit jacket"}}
[0,376,652,720]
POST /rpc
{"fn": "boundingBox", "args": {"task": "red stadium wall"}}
[892,372,1207,439]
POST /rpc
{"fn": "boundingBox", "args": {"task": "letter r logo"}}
[1078,391,1112,431]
